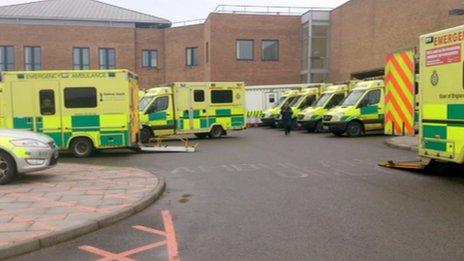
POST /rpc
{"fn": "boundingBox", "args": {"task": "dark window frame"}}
[236,39,254,61]
[0,45,14,72]
[99,48,116,69]
[186,47,198,67]
[64,87,98,109]
[261,39,279,61]
[366,89,381,105]
[194,90,205,102]
[24,46,41,71]
[211,90,234,104]
[39,89,56,115]
[73,47,90,70]
[142,49,158,68]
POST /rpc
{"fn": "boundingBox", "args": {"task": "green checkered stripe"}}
[422,104,464,152]
[13,115,130,150]
[177,109,245,130]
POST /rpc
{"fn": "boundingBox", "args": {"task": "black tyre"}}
[209,126,223,139]
[332,130,345,137]
[0,151,16,185]
[346,121,364,137]
[70,138,94,158]
[140,127,153,144]
[315,120,325,133]
[194,133,208,139]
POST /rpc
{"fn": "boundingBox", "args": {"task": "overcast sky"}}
[0,0,350,22]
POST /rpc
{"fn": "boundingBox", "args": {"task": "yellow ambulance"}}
[418,25,464,164]
[297,84,352,132]
[0,70,140,157]
[275,87,322,128]
[322,80,385,137]
[260,89,300,127]
[139,82,246,142]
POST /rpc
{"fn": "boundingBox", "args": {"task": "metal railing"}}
[171,18,206,27]
[214,4,332,16]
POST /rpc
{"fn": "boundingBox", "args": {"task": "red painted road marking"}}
[79,210,180,261]
[162,210,180,261]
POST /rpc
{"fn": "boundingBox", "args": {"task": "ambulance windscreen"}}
[340,90,365,107]
[139,96,155,111]
[314,93,332,107]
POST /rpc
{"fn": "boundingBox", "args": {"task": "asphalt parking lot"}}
[11,128,464,260]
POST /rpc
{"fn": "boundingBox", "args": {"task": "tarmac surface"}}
[10,128,464,260]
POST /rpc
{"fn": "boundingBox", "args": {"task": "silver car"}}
[0,129,59,185]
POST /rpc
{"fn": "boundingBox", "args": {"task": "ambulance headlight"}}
[10,139,48,148]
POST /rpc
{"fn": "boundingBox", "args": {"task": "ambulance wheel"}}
[315,120,324,133]
[209,126,223,139]
[0,151,16,185]
[346,121,363,137]
[70,138,94,158]
[140,127,153,144]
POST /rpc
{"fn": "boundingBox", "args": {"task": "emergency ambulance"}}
[0,70,140,157]
[297,84,353,132]
[260,90,300,127]
[275,87,323,128]
[418,25,464,164]
[139,82,246,142]
[322,80,385,137]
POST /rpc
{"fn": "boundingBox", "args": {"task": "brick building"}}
[0,0,306,88]
[330,0,464,81]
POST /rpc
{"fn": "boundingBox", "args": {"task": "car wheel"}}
[70,138,94,158]
[315,120,325,133]
[140,127,153,144]
[0,151,17,185]
[209,126,223,139]
[346,121,363,137]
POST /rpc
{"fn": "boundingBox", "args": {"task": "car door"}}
[145,95,175,136]
[359,89,383,131]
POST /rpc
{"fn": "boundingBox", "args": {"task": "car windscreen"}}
[341,90,366,107]
[314,93,332,107]
[139,96,154,111]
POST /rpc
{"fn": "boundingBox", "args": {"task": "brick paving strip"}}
[0,163,165,260]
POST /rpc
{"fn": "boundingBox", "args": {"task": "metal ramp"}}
[139,135,199,153]
[378,161,427,170]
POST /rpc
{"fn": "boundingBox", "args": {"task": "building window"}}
[99,48,116,69]
[25,46,41,71]
[194,90,205,102]
[236,40,253,60]
[64,87,97,108]
[310,73,328,83]
[186,47,198,66]
[142,50,158,68]
[205,42,209,63]
[0,46,14,72]
[262,40,279,61]
[310,24,329,70]
[73,47,90,70]
[39,90,55,115]
[211,90,233,103]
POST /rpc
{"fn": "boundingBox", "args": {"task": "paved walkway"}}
[385,136,419,152]
[0,163,164,260]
